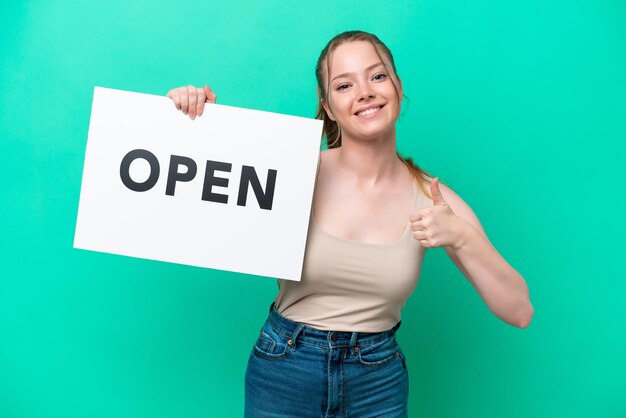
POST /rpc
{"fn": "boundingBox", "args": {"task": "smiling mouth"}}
[355,105,384,117]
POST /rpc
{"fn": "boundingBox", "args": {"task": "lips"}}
[355,105,384,117]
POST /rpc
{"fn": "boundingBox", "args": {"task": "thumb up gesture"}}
[410,178,464,249]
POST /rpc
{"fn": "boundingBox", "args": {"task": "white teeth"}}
[356,106,381,117]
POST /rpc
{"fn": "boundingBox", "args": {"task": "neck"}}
[336,127,403,184]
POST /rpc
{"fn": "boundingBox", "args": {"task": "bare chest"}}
[312,178,414,245]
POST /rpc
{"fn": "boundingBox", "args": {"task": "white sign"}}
[74,87,322,281]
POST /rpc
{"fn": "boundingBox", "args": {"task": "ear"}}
[321,98,336,121]
[396,76,403,99]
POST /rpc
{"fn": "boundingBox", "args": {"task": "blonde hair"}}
[315,30,434,198]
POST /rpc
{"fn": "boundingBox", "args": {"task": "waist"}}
[266,302,401,348]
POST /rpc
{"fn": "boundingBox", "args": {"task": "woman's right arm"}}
[166,85,217,120]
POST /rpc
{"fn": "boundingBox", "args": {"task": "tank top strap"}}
[411,179,418,210]
[412,179,434,211]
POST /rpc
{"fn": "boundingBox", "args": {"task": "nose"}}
[357,84,375,102]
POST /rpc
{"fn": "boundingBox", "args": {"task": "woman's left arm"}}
[410,178,534,328]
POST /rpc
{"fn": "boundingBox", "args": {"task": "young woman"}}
[167,31,533,418]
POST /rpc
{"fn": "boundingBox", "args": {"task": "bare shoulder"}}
[438,182,487,238]
[438,183,467,209]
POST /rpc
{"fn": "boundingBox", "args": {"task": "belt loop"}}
[392,321,402,332]
[350,331,359,354]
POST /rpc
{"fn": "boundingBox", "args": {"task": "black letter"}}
[237,166,277,210]
[120,149,160,192]
[201,160,232,204]
[166,155,197,196]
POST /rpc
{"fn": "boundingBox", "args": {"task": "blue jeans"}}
[244,303,409,417]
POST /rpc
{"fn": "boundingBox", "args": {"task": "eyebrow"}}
[331,62,386,83]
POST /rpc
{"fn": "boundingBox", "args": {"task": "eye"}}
[373,73,388,81]
[336,83,351,91]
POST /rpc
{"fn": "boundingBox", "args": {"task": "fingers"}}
[411,231,433,248]
[167,84,217,119]
[410,212,421,223]
[196,88,206,117]
[204,84,217,104]
[197,85,216,117]
[411,221,425,232]
[179,86,189,115]
[187,85,199,119]
[430,177,446,205]
[166,89,182,110]
[410,207,429,223]
[411,230,426,241]
[410,211,429,246]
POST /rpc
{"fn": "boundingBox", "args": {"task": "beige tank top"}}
[274,181,432,332]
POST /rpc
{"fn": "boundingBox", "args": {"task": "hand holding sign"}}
[166,84,217,120]
[410,178,465,249]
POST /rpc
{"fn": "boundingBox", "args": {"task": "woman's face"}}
[323,40,402,143]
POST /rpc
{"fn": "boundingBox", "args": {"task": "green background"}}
[1,1,625,417]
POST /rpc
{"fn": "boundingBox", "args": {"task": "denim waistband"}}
[266,302,401,348]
